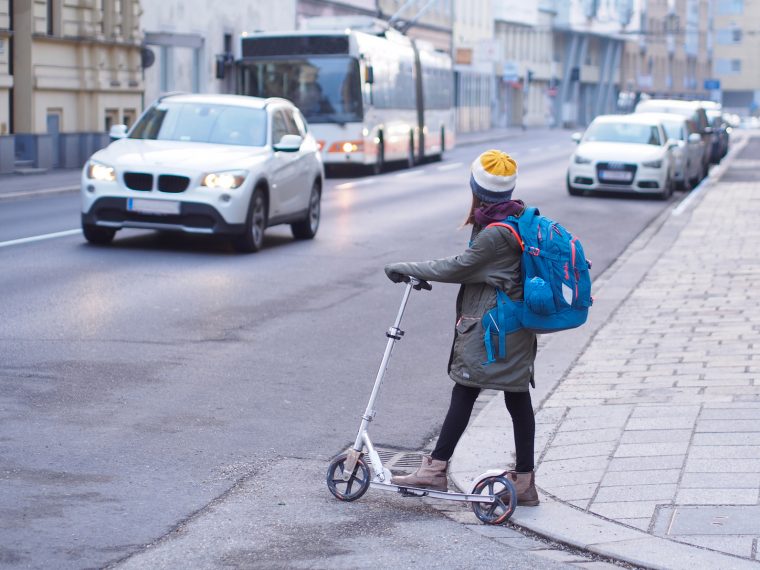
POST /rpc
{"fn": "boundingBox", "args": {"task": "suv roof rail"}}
[157,91,188,102]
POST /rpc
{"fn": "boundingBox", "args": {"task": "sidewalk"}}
[0,167,80,201]
[451,132,760,569]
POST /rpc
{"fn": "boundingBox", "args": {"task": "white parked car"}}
[567,114,677,200]
[81,93,324,252]
[635,112,704,191]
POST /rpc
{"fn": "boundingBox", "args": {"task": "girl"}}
[384,149,539,506]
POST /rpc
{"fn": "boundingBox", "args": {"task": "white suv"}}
[81,93,324,252]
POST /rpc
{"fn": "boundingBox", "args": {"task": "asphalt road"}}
[0,130,676,569]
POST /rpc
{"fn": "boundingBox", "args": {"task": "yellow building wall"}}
[15,0,143,135]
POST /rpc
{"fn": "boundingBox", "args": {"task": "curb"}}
[449,132,758,569]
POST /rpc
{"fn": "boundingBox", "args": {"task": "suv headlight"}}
[642,159,663,168]
[86,160,116,182]
[574,154,592,164]
[201,170,248,190]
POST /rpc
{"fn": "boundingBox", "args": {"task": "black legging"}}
[431,383,535,472]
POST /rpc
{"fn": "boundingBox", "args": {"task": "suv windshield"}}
[239,57,363,124]
[660,120,685,141]
[583,122,662,146]
[129,102,267,146]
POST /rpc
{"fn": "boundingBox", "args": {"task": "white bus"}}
[235,17,454,173]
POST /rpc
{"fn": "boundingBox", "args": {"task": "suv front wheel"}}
[82,223,116,245]
[232,187,267,253]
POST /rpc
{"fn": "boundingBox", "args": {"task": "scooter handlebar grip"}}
[410,277,432,291]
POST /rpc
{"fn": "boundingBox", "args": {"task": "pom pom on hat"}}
[470,150,518,203]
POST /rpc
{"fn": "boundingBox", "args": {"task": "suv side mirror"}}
[571,132,582,144]
[688,132,701,144]
[704,126,713,135]
[666,139,679,150]
[273,134,303,152]
[109,124,128,140]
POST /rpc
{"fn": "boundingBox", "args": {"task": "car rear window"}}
[130,103,268,147]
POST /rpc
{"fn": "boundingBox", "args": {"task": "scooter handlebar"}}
[401,275,432,291]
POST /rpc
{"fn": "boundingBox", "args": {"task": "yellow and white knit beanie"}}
[469,150,518,202]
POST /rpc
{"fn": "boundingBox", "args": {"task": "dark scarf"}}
[473,199,525,228]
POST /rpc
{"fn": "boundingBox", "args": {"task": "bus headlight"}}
[329,141,364,153]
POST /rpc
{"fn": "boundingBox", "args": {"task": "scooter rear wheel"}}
[471,475,517,525]
[326,453,371,502]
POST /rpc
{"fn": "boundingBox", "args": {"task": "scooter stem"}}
[351,281,414,452]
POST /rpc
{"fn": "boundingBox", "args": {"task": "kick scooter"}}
[326,276,517,525]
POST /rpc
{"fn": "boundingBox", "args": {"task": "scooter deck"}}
[370,481,496,503]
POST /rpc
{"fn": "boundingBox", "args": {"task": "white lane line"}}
[335,179,374,190]
[394,169,426,178]
[437,162,463,171]
[0,229,82,248]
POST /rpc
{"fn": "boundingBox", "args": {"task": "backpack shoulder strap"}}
[485,221,524,252]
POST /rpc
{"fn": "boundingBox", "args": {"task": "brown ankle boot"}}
[504,470,539,506]
[391,456,448,492]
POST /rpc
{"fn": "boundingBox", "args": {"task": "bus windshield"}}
[240,57,363,124]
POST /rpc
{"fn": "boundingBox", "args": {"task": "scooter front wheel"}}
[471,475,517,525]
[326,453,371,502]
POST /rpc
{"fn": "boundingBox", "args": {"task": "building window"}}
[715,58,742,75]
[105,108,120,130]
[123,109,137,128]
[717,0,743,15]
[716,28,742,44]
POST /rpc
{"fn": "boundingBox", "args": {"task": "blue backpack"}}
[481,207,593,364]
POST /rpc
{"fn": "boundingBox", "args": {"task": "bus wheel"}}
[372,139,385,175]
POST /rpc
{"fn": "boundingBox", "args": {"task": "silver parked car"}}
[81,93,324,253]
[635,112,704,191]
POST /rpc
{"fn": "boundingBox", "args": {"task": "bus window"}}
[240,57,363,124]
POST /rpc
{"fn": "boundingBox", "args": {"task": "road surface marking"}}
[437,162,463,171]
[0,229,82,248]
[394,169,425,178]
[335,179,374,190]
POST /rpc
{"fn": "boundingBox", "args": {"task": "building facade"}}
[620,0,713,109]
[140,0,297,107]
[493,1,556,128]
[452,0,492,132]
[1,0,143,173]
[711,0,760,115]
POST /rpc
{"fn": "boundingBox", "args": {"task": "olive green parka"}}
[386,221,537,392]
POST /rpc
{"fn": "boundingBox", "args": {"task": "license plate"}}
[127,198,180,215]
[599,170,632,182]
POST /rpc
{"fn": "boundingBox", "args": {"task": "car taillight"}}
[316,140,326,151]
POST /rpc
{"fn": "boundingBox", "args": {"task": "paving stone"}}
[626,416,697,430]
[700,407,760,420]
[594,484,677,503]
[551,428,621,446]
[684,458,760,473]
[559,416,630,431]
[629,405,700,418]
[540,470,607,488]
[542,441,618,462]
[679,472,760,489]
[675,488,760,505]
[570,560,629,569]
[600,469,681,487]
[589,500,662,519]
[695,419,760,432]
[608,455,685,472]
[692,432,760,445]
[538,456,611,475]
[565,405,632,419]
[619,429,692,444]
[549,483,599,502]
[613,442,690,458]
[689,445,760,459]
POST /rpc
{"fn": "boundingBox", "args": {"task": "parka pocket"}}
[452,316,486,380]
